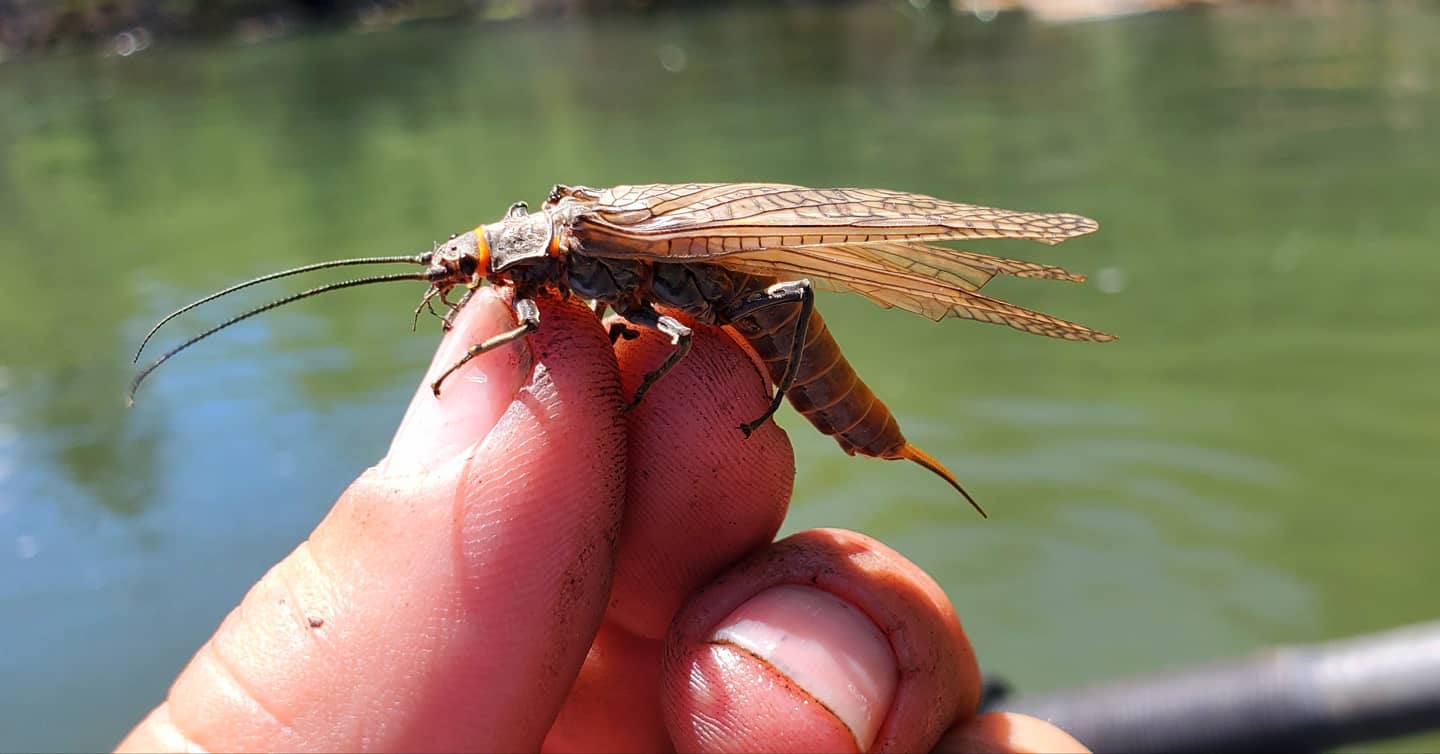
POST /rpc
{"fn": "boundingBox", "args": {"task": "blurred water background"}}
[1,2,1438,750]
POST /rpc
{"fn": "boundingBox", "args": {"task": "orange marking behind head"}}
[472,224,492,279]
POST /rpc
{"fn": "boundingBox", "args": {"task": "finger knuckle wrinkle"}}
[193,636,293,735]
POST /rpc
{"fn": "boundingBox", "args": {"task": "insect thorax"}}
[484,206,556,278]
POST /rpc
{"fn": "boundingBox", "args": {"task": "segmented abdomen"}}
[728,286,908,460]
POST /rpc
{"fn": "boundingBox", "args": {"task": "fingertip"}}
[711,584,898,750]
[382,287,532,474]
[670,641,861,753]
[116,704,190,753]
[662,529,978,753]
[936,712,1091,754]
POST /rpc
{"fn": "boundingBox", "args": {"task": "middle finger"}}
[543,318,796,752]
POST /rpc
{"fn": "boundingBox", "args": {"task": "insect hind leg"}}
[725,280,814,437]
[612,305,692,412]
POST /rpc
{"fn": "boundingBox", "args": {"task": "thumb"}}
[118,290,626,752]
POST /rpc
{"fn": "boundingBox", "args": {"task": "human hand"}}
[117,289,1087,753]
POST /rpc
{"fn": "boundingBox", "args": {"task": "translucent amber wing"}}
[825,242,1089,292]
[574,183,1099,259]
[719,242,1115,342]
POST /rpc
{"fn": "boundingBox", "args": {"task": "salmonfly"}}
[132,183,1115,515]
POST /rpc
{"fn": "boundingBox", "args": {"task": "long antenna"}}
[128,271,430,405]
[133,254,430,363]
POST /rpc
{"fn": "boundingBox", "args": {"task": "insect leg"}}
[587,300,641,343]
[725,280,814,437]
[430,296,539,396]
[612,305,692,411]
[411,291,441,332]
[607,319,641,344]
[440,286,478,332]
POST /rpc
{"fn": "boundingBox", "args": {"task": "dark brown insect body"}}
[132,183,1114,514]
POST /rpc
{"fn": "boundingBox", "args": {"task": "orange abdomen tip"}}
[898,444,987,518]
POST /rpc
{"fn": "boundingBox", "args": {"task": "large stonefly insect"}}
[131,183,1115,516]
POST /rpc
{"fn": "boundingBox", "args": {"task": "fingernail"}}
[381,289,532,475]
[712,585,898,750]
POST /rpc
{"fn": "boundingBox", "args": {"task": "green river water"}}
[1,4,1438,750]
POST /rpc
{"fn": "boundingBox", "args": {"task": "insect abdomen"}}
[729,283,981,511]
[732,300,905,458]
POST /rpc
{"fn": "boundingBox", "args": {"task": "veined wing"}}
[853,243,1088,291]
[718,241,1116,342]
[573,183,1098,259]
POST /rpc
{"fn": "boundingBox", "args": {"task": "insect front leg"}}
[430,296,540,396]
[611,305,692,412]
[411,291,442,331]
[440,286,477,331]
[725,279,815,437]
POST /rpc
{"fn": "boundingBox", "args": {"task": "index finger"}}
[541,317,796,751]
[120,290,627,752]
